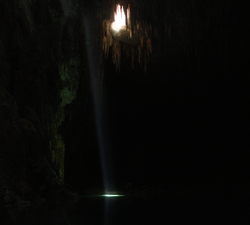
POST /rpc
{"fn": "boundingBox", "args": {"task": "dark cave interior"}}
[0,0,248,224]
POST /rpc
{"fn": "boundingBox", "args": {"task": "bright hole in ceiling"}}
[111,4,126,32]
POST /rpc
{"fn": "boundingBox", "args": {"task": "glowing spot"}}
[111,4,126,32]
[101,194,124,197]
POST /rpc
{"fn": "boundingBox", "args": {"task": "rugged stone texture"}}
[0,2,87,224]
[0,0,89,200]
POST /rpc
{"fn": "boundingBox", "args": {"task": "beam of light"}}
[111,4,126,32]
[83,11,120,225]
[83,13,115,196]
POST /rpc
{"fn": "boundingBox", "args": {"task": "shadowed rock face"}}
[1,0,86,183]
[0,182,80,225]
[0,1,85,223]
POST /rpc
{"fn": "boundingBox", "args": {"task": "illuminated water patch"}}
[99,194,124,197]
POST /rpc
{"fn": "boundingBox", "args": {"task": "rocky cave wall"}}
[0,0,94,199]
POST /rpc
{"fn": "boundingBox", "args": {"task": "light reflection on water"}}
[1,192,237,225]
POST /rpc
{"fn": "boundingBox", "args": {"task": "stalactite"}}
[136,21,140,30]
[102,20,113,59]
[131,47,134,69]
[117,42,121,72]
[147,37,152,61]
[140,35,144,48]
[126,46,130,58]
[112,40,117,64]
[101,4,153,73]
[112,39,121,72]
[102,21,108,58]
[127,4,132,37]
[138,45,141,64]
[144,50,147,73]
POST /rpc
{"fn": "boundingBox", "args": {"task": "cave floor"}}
[1,185,245,225]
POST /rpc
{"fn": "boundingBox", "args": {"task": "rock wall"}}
[0,0,90,197]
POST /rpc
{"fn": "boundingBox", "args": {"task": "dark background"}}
[63,0,248,193]
[99,56,247,191]
[65,12,248,192]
